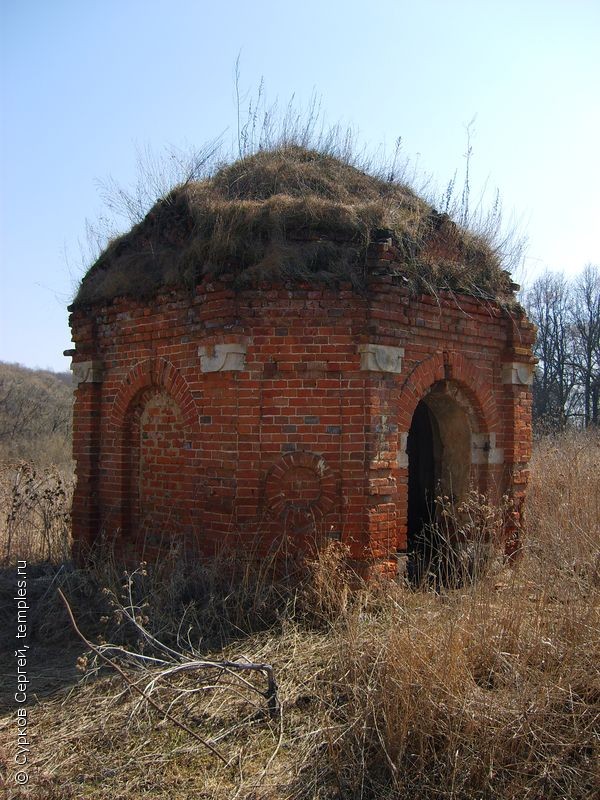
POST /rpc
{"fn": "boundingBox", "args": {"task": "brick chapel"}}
[67,146,535,577]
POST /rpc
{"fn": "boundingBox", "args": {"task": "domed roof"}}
[73,146,515,308]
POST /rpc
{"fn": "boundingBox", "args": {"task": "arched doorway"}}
[407,400,436,558]
[406,381,475,583]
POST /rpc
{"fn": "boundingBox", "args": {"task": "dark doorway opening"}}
[407,400,437,582]
[405,383,477,585]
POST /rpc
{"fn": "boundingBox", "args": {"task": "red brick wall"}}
[69,250,535,573]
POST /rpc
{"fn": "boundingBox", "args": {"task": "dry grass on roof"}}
[73,145,516,308]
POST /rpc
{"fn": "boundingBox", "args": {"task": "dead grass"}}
[74,145,516,309]
[1,431,599,798]
[526,428,600,577]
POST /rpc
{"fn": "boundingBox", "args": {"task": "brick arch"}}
[396,350,500,435]
[445,351,501,435]
[394,350,502,557]
[110,357,197,432]
[110,358,199,559]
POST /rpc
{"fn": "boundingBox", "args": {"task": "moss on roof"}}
[73,146,516,308]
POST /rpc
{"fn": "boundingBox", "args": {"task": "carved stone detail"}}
[358,344,404,374]
[397,432,409,468]
[502,362,534,386]
[71,360,103,384]
[471,432,504,465]
[198,342,247,373]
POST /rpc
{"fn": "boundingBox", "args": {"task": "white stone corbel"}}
[71,360,104,384]
[502,362,534,386]
[397,432,409,468]
[358,344,404,374]
[198,342,247,373]
[471,432,504,465]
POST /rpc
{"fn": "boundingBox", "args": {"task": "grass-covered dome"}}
[73,145,516,308]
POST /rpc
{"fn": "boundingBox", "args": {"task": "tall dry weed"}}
[0,461,72,564]
[527,427,600,583]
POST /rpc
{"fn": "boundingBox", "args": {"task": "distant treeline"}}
[0,361,73,467]
[524,264,600,432]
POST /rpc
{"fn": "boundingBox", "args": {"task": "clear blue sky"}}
[1,0,599,371]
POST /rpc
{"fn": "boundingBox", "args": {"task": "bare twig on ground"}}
[57,587,228,763]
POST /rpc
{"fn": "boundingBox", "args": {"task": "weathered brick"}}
[69,276,533,571]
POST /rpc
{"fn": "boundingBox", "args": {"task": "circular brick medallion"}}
[264,451,336,520]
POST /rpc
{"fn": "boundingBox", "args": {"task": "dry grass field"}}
[0,430,599,799]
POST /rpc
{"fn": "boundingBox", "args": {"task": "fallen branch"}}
[140,659,280,719]
[109,568,280,719]
[58,587,281,766]
[57,588,227,763]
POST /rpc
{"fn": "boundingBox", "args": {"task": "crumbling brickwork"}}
[68,241,535,575]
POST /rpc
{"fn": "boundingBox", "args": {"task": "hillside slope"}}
[0,361,73,467]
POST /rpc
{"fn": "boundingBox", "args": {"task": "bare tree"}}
[525,272,577,430]
[524,266,600,431]
[571,264,600,427]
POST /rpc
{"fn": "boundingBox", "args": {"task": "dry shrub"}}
[79,537,362,654]
[296,540,357,626]
[0,461,72,564]
[407,490,512,589]
[93,541,298,652]
[65,528,376,657]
